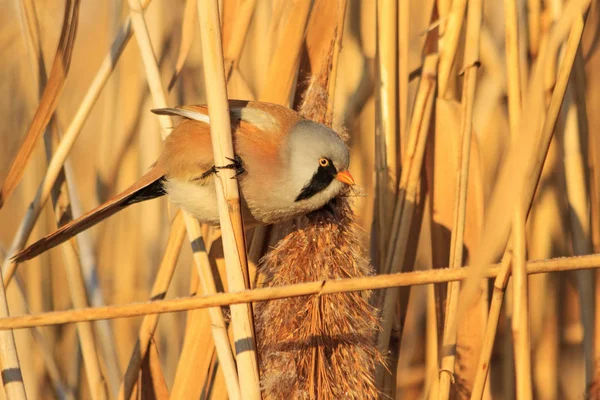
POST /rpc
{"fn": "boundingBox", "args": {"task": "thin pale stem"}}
[0,254,600,331]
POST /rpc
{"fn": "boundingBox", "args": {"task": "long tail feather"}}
[12,168,166,263]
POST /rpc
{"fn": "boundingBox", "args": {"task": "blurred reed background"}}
[0,0,599,399]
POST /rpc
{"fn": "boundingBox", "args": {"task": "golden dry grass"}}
[0,0,599,399]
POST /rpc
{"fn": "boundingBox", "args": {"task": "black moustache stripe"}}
[295,163,337,202]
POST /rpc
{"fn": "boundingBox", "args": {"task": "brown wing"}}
[153,100,304,180]
[12,165,167,263]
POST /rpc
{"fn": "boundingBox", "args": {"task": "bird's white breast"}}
[164,179,221,224]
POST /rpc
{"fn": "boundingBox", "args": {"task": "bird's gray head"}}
[284,120,354,205]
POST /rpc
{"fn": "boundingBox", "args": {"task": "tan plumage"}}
[13,100,355,262]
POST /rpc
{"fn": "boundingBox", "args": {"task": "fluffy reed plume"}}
[255,195,384,399]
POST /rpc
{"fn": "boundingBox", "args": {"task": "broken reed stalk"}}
[126,0,243,397]
[511,201,533,399]
[1,1,149,286]
[196,0,260,397]
[437,0,467,97]
[1,254,600,331]
[118,211,186,400]
[438,0,481,397]
[458,0,591,320]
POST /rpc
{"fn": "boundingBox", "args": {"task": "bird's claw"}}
[215,155,245,179]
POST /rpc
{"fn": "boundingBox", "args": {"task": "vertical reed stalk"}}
[183,216,242,400]
[470,255,512,400]
[504,0,522,141]
[563,81,595,388]
[196,1,261,397]
[374,0,398,271]
[126,0,243,397]
[398,0,409,166]
[511,203,532,399]
[0,268,27,399]
[437,0,481,396]
[377,54,438,383]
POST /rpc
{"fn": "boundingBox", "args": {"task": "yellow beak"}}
[335,170,356,186]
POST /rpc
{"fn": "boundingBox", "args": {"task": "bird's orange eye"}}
[319,158,329,167]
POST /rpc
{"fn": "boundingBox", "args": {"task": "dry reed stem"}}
[458,0,591,318]
[398,0,409,166]
[169,308,215,399]
[504,5,528,395]
[183,216,241,400]
[470,256,512,400]
[437,0,467,97]
[563,71,595,388]
[511,202,533,399]
[125,0,242,397]
[118,211,185,400]
[63,161,121,395]
[0,0,80,208]
[326,0,347,115]
[196,0,260,396]
[11,276,69,398]
[44,138,108,398]
[438,0,482,396]
[168,0,198,91]
[139,339,169,399]
[0,2,149,286]
[0,254,599,332]
[377,54,438,372]
[425,282,440,399]
[222,0,257,78]
[0,267,27,398]
[527,0,541,57]
[563,57,595,387]
[259,0,311,103]
[60,242,108,400]
[374,0,398,271]
[504,0,523,140]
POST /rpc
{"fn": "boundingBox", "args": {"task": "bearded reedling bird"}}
[13,100,355,263]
